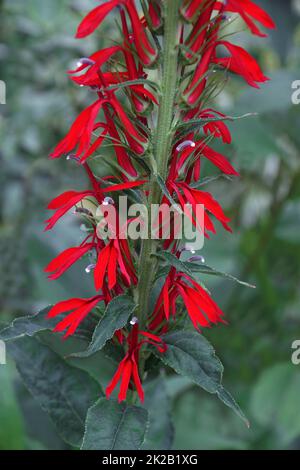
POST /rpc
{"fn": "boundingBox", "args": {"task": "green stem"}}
[137,0,181,332]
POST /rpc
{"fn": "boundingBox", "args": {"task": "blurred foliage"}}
[0,0,300,450]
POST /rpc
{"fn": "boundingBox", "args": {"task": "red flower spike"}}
[45,0,274,407]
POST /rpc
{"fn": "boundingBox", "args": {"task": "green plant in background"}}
[0,0,300,451]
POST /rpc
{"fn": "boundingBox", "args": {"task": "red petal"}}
[76,0,121,39]
[45,243,93,280]
[94,243,111,291]
[118,359,132,402]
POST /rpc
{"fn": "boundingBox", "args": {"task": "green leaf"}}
[0,307,57,342]
[154,174,183,215]
[156,251,195,279]
[81,398,149,450]
[142,377,174,450]
[153,331,248,426]
[72,295,136,359]
[175,113,256,139]
[157,250,255,289]
[186,261,256,289]
[7,336,101,448]
[106,78,160,93]
[0,307,97,343]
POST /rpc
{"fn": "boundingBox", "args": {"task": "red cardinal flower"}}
[94,237,137,291]
[106,323,166,403]
[47,295,104,338]
[172,138,238,182]
[76,0,157,66]
[215,0,275,37]
[214,41,269,89]
[50,100,104,160]
[45,190,95,231]
[151,267,225,332]
[167,181,232,237]
[44,240,94,280]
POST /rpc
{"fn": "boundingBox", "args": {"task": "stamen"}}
[103,197,115,206]
[66,154,80,162]
[189,255,206,264]
[130,316,139,326]
[75,207,93,217]
[176,140,196,152]
[77,57,96,67]
[85,264,96,274]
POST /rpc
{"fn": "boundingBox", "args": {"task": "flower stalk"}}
[137,0,181,337]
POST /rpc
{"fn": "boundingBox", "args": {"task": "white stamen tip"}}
[130,316,139,326]
[103,197,114,206]
[176,140,196,152]
[85,264,96,274]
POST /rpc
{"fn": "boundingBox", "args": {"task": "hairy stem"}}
[137,0,181,334]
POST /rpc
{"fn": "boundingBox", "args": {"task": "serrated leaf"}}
[0,307,57,342]
[106,78,160,92]
[154,251,209,291]
[7,336,101,448]
[72,295,136,359]
[156,251,194,278]
[153,331,248,426]
[154,174,183,215]
[186,261,256,289]
[81,398,149,450]
[217,386,249,428]
[156,331,223,393]
[0,307,98,343]
[157,250,255,289]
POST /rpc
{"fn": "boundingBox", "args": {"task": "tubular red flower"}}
[215,0,276,37]
[152,268,225,332]
[47,295,104,338]
[44,242,94,280]
[94,237,137,291]
[50,100,104,159]
[106,326,166,402]
[45,190,95,231]
[76,0,157,66]
[214,41,269,88]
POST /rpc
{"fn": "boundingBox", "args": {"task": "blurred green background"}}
[0,0,300,450]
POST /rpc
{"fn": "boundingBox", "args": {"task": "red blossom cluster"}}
[45,0,274,403]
